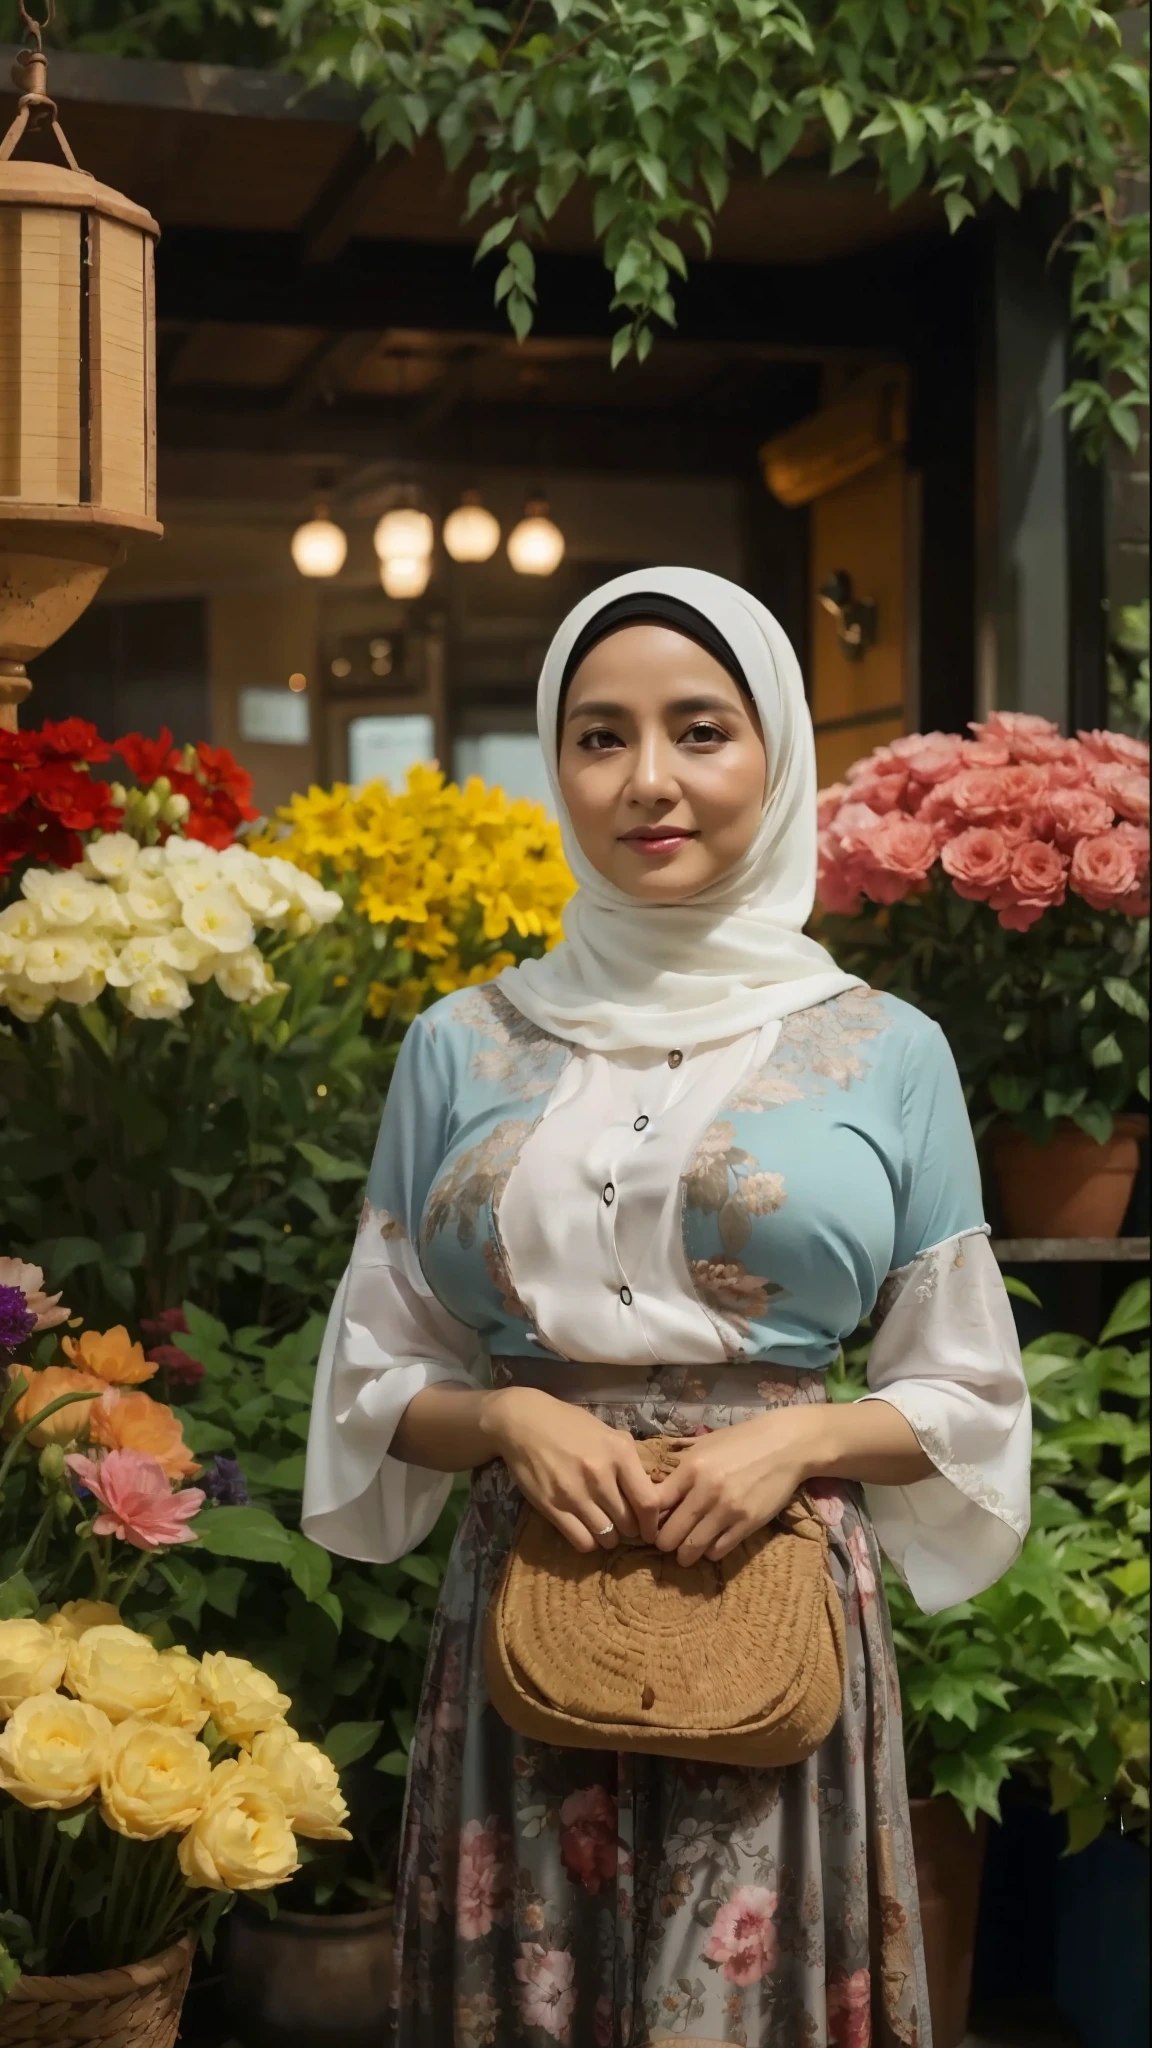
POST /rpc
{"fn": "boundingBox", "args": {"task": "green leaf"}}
[56,1808,90,1840]
[203,1566,248,1619]
[818,86,853,144]
[472,216,516,265]
[375,1748,412,1777]
[1099,1278,1150,1344]
[288,1532,333,1605]
[1089,1033,1124,1070]
[339,1575,411,1643]
[397,1551,444,1589]
[1103,976,1148,1022]
[192,1505,296,1566]
[944,191,975,233]
[322,1720,383,1769]
[1003,1275,1043,1308]
[292,1142,364,1183]
[171,1169,233,1204]
[32,1236,101,1282]
[0,1572,38,1621]
[1108,1557,1150,1598]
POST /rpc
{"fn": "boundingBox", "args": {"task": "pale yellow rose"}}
[65,1624,177,1725]
[156,1647,210,1734]
[0,1619,68,1720]
[248,1723,352,1841]
[100,1716,212,1839]
[177,1759,300,1892]
[197,1653,290,1743]
[46,1601,122,1645]
[0,1693,112,1808]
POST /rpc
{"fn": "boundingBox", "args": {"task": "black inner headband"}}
[559,593,751,704]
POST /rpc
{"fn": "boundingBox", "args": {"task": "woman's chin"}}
[609,852,714,904]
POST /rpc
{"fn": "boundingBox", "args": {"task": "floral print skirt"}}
[392,1362,929,2048]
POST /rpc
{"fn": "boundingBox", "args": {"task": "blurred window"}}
[452,730,553,814]
[348,713,435,788]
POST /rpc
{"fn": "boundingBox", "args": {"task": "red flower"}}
[36,719,113,763]
[0,721,124,877]
[146,1344,204,1392]
[140,1308,190,1340]
[114,728,176,783]
[558,1785,619,1894]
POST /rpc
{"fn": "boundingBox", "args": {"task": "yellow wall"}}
[809,451,908,789]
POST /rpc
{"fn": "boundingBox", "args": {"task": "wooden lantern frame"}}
[0,20,162,730]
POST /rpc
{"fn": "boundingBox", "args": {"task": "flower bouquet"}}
[0,1610,350,2026]
[816,714,1149,1227]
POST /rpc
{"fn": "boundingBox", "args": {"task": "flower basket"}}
[0,1936,192,2048]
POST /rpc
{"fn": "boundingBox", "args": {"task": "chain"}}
[18,0,55,52]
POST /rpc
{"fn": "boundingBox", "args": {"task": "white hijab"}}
[496,566,860,1052]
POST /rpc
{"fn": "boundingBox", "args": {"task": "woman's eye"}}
[578,729,623,752]
[682,722,729,746]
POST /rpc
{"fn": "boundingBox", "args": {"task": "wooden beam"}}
[280,330,382,419]
[0,43,362,124]
[298,133,384,266]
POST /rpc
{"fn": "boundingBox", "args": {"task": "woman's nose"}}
[626,733,681,805]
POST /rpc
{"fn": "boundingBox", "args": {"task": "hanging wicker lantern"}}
[0,11,162,730]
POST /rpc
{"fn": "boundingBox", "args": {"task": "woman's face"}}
[557,623,767,903]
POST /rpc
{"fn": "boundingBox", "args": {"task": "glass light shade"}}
[290,517,347,578]
[507,503,565,577]
[380,554,431,600]
[373,507,434,564]
[443,496,501,564]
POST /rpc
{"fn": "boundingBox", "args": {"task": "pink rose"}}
[846,1525,877,1605]
[832,802,885,856]
[1042,738,1090,788]
[988,840,1068,930]
[64,1449,204,1551]
[558,1784,618,1895]
[841,765,910,815]
[997,804,1046,847]
[456,1817,513,1940]
[513,1945,576,2039]
[807,1478,847,1528]
[951,765,1048,823]
[1089,764,1150,825]
[703,1885,779,1985]
[892,731,966,787]
[827,1966,873,2048]
[970,709,1061,749]
[1078,728,1150,770]
[817,833,865,915]
[962,735,1011,768]
[940,826,1012,901]
[1047,785,1115,848]
[856,815,938,905]
[1069,831,1143,913]
[816,782,850,829]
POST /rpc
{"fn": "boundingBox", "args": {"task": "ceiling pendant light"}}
[380,554,431,600]
[290,508,348,579]
[507,498,565,577]
[373,506,434,566]
[443,490,501,564]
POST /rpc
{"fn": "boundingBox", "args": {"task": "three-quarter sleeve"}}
[859,1021,1031,1614]
[303,1019,483,1565]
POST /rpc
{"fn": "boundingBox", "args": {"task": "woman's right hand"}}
[482,1385,662,1554]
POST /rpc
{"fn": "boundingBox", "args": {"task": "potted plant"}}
[829,1276,1149,2048]
[816,712,1149,1236]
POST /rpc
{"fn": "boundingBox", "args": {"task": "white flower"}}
[89,890,131,936]
[219,849,290,920]
[123,873,180,929]
[0,899,41,941]
[134,846,168,877]
[83,833,141,882]
[29,873,102,929]
[1,980,49,1022]
[213,948,275,1004]
[161,927,214,975]
[124,966,192,1021]
[56,965,109,1007]
[162,838,214,868]
[105,936,170,988]
[180,888,254,955]
[22,936,94,986]
[0,931,26,976]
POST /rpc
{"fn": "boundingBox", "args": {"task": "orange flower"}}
[89,1389,200,1481]
[62,1326,155,1387]
[8,1366,105,1447]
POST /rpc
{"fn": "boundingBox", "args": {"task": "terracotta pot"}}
[990,1113,1147,1239]
[222,1899,393,2048]
[0,1936,193,2047]
[910,1796,988,2048]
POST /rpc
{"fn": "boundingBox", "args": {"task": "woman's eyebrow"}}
[565,694,738,723]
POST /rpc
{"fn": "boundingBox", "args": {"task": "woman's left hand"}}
[652,1411,818,1566]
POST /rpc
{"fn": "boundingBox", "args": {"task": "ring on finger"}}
[594,1521,616,1540]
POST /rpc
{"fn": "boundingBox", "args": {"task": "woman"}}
[304,568,1031,2048]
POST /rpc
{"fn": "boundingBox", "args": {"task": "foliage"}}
[255,0,1148,450]
[251,761,573,1027]
[0,0,277,65]
[143,1302,466,1910]
[1109,599,1150,740]
[816,713,1150,1144]
[832,1277,1150,1845]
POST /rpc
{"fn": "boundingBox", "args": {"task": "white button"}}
[668,1050,683,1068]
[603,1183,615,1206]
[619,1285,633,1306]
[633,1115,649,1132]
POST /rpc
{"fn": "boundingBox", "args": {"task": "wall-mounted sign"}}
[239,686,311,745]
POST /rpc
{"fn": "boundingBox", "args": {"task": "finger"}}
[654,1485,720,1555]
[614,1455,662,1543]
[707,1520,752,1562]
[546,1507,600,1555]
[590,1474,640,1543]
[675,1508,735,1569]
[650,1457,695,1519]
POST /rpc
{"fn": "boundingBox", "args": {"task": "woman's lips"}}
[620,830,696,856]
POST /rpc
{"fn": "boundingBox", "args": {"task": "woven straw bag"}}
[0,1938,193,2048]
[485,1436,847,1768]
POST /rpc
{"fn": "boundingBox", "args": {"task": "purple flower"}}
[0,1283,37,1354]
[201,1454,249,1507]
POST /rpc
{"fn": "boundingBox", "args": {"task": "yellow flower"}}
[65,1624,178,1725]
[0,1620,68,1720]
[62,1326,155,1387]
[8,1365,104,1447]
[177,1758,300,1892]
[197,1653,291,1743]
[0,1693,112,1809]
[100,1717,212,1839]
[46,1601,122,1646]
[247,1723,352,1841]
[156,1647,210,1734]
